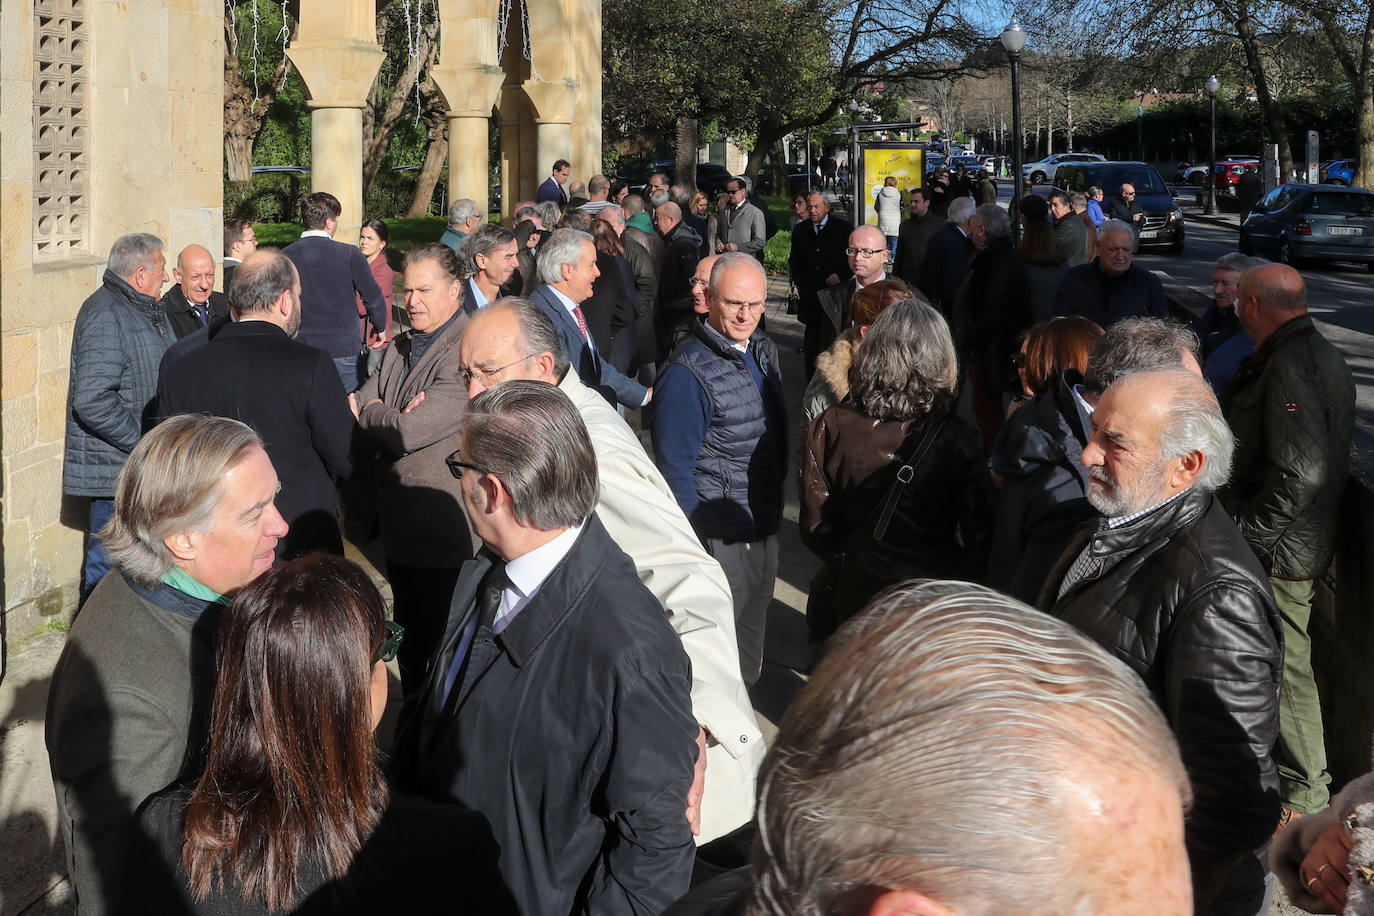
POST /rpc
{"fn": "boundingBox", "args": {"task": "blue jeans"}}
[83,497,115,600]
[333,355,363,394]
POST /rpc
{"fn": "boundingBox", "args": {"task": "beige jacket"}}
[356,311,472,568]
[559,371,765,842]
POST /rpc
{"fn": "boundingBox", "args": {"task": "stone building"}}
[0,0,602,644]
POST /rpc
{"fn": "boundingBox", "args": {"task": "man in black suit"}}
[919,196,978,316]
[459,223,520,315]
[282,191,387,394]
[789,192,852,377]
[557,210,639,377]
[156,249,355,558]
[392,381,697,916]
[536,158,570,205]
[222,218,255,289]
[160,245,229,340]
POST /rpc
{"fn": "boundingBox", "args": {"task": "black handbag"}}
[784,281,800,316]
[805,417,947,643]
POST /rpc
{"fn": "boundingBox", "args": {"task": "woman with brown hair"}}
[799,277,917,430]
[127,554,514,914]
[987,316,1104,604]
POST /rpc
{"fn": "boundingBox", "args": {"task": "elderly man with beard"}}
[1041,368,1283,916]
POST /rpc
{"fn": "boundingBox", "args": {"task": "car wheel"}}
[1030,171,1046,184]
[1188,173,1203,186]
[1279,237,1301,267]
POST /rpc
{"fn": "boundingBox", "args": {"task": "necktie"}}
[440,564,506,709]
[194,303,208,326]
[573,306,591,345]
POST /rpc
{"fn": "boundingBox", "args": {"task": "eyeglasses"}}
[716,297,767,316]
[445,453,493,480]
[457,354,535,386]
[845,247,885,258]
[688,277,709,289]
[377,619,404,663]
[1122,191,1136,196]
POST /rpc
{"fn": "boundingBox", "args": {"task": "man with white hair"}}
[529,228,650,408]
[917,195,977,312]
[1042,368,1283,915]
[440,197,483,250]
[1054,218,1167,326]
[738,580,1194,916]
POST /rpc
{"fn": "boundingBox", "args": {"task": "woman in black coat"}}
[800,300,991,644]
[987,316,1103,604]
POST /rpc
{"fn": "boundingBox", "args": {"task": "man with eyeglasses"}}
[653,253,787,688]
[707,178,767,259]
[653,201,703,359]
[451,297,766,845]
[815,224,888,361]
[1108,183,1146,250]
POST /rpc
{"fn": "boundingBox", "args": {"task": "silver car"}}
[1239,184,1374,271]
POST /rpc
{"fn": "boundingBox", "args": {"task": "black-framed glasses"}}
[845,247,885,258]
[457,354,536,386]
[377,619,404,663]
[445,453,492,480]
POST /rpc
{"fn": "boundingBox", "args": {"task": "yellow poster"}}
[860,146,925,226]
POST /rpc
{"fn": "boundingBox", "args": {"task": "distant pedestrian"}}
[1107,183,1145,250]
[873,176,903,258]
[1085,185,1107,227]
[1237,166,1263,218]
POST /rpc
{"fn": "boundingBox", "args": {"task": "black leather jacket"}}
[1040,488,1282,902]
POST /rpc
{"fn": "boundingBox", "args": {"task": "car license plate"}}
[1140,230,1159,239]
[1328,226,1363,236]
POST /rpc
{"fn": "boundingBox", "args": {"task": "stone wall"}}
[1,0,224,641]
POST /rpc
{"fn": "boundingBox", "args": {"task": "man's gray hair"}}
[1047,188,1071,208]
[448,198,478,227]
[849,300,958,420]
[709,251,766,292]
[973,203,1011,240]
[597,204,625,226]
[588,174,610,196]
[100,416,264,586]
[536,229,593,285]
[1214,252,1265,274]
[107,233,164,281]
[535,200,562,231]
[458,223,517,279]
[513,204,539,223]
[489,296,572,380]
[228,250,294,317]
[1125,369,1235,491]
[622,193,647,216]
[749,580,1188,916]
[947,197,976,226]
[1098,218,1134,246]
[1084,317,1201,398]
[464,381,598,529]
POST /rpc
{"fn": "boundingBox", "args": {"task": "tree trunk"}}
[362,19,439,198]
[770,138,788,195]
[1225,0,1295,179]
[223,9,292,182]
[675,118,699,193]
[407,133,449,217]
[1065,89,1074,150]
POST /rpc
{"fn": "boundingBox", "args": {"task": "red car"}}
[1212,159,1259,197]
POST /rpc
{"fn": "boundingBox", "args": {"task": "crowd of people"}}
[43,153,1365,915]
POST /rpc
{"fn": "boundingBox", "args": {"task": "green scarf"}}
[160,566,227,604]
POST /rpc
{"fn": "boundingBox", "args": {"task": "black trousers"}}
[386,561,461,700]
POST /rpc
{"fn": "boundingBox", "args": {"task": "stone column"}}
[535,121,572,186]
[498,86,525,224]
[430,66,506,218]
[286,38,385,242]
[522,78,576,188]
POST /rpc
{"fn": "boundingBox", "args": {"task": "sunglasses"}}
[377,619,404,663]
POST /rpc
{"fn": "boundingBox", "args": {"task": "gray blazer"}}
[356,310,473,568]
[707,200,767,257]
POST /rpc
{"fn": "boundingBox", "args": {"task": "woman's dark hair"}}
[1023,316,1104,397]
[1017,193,1050,225]
[1018,222,1066,267]
[591,218,624,258]
[362,218,389,243]
[182,554,389,910]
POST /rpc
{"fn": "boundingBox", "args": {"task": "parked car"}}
[616,157,677,193]
[1023,152,1106,185]
[1183,164,1209,186]
[1211,159,1259,197]
[949,154,984,173]
[1239,184,1374,271]
[1055,161,1185,253]
[1321,159,1357,186]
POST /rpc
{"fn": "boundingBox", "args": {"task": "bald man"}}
[160,244,229,339]
[1222,263,1355,826]
[654,201,702,359]
[815,224,888,357]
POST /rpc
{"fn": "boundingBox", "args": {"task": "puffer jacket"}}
[987,381,1094,604]
[1221,314,1354,579]
[800,406,991,627]
[1040,487,1283,904]
[63,270,176,497]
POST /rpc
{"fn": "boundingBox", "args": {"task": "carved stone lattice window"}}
[33,0,88,257]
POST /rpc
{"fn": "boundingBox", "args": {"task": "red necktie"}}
[573,306,590,343]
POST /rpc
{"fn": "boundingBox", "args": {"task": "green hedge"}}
[763,230,791,276]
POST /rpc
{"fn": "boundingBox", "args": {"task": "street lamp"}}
[1136,105,1143,161]
[1205,74,1220,215]
[848,98,860,215]
[1000,18,1027,238]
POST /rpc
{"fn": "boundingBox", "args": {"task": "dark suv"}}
[1054,161,1185,253]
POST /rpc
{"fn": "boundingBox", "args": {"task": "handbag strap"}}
[832,416,946,562]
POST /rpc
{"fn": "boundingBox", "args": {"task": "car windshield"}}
[1307,192,1374,217]
[1085,166,1169,195]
